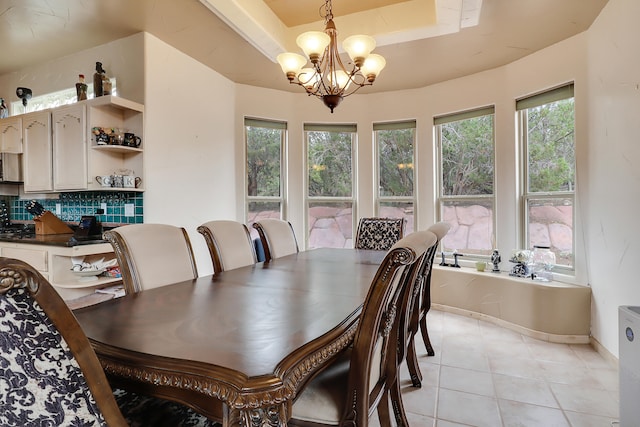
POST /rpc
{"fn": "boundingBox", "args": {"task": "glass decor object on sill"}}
[530,245,556,282]
[509,249,531,278]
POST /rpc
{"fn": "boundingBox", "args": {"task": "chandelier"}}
[276,0,386,113]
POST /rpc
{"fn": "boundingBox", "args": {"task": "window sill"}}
[431,265,591,343]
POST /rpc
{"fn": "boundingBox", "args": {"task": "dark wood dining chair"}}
[354,217,405,251]
[197,220,257,274]
[405,221,451,387]
[104,223,198,294]
[252,218,299,262]
[0,257,219,427]
[289,230,435,427]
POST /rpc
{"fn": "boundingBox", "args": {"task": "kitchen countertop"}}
[0,233,108,247]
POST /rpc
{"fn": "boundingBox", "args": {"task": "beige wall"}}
[142,34,236,275]
[585,0,640,356]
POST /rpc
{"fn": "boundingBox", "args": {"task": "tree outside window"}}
[306,124,355,249]
[436,107,495,256]
[375,121,415,233]
[245,118,285,236]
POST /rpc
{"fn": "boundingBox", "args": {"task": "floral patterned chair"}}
[354,217,405,251]
[0,257,219,427]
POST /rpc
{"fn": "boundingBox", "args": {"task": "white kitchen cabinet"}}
[52,104,87,191]
[21,96,143,193]
[0,116,23,153]
[22,110,53,192]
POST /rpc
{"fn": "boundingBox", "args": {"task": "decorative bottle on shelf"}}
[93,62,104,97]
[76,74,88,101]
[102,68,112,96]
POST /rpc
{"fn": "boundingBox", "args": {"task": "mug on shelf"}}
[95,175,113,187]
[109,133,124,145]
[123,133,141,148]
[95,133,110,145]
[123,175,142,188]
[112,175,124,188]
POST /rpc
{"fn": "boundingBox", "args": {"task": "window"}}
[375,121,416,233]
[245,118,286,236]
[305,123,356,249]
[518,84,575,269]
[9,78,117,114]
[435,107,495,256]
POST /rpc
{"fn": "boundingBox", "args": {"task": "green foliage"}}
[307,131,353,197]
[441,114,494,196]
[378,128,414,197]
[246,126,281,197]
[527,98,575,192]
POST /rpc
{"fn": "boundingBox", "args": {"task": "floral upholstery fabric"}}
[354,218,405,251]
[114,388,221,427]
[0,288,106,426]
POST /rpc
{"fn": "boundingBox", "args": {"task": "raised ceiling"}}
[264,0,411,27]
[0,0,609,94]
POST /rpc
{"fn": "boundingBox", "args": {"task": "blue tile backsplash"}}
[4,192,143,225]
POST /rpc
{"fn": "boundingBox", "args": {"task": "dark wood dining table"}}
[74,248,387,427]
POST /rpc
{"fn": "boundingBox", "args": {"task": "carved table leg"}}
[224,403,289,427]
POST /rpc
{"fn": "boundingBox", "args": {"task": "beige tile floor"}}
[373,310,620,427]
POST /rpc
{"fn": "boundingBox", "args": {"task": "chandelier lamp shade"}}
[276,0,386,113]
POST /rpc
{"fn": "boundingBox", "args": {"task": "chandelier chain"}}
[322,0,333,22]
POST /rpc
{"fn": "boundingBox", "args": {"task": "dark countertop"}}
[0,233,108,247]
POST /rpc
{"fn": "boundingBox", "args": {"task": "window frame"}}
[304,123,357,249]
[374,120,416,233]
[435,106,496,259]
[244,117,287,226]
[517,83,576,273]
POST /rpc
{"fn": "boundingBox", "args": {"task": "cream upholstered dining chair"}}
[405,221,451,387]
[252,218,299,262]
[288,230,435,427]
[104,223,198,295]
[0,257,219,427]
[197,220,257,274]
[354,217,405,251]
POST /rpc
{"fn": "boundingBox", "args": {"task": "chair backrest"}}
[395,230,439,363]
[0,257,128,426]
[409,221,452,335]
[343,230,434,424]
[422,221,451,305]
[197,220,257,274]
[428,221,451,243]
[252,219,299,261]
[354,217,405,250]
[104,224,198,294]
